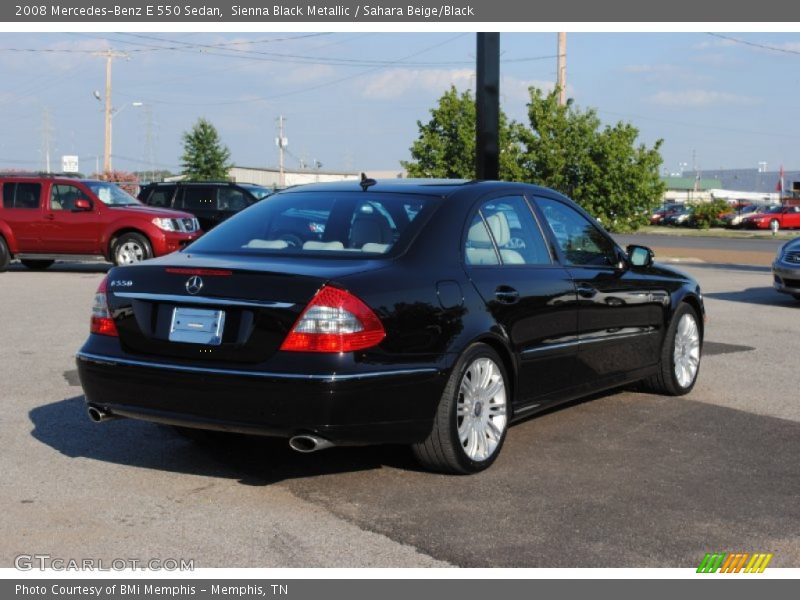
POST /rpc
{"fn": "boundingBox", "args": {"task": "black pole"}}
[476,33,500,180]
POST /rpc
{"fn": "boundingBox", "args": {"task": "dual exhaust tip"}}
[87,406,334,453]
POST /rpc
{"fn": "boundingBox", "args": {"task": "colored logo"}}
[697,552,773,573]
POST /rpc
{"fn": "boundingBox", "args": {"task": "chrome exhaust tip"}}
[87,405,116,423]
[288,434,335,453]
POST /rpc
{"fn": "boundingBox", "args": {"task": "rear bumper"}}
[76,351,446,445]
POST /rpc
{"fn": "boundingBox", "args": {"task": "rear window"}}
[2,182,41,209]
[186,191,436,257]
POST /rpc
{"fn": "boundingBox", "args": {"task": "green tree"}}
[180,118,232,181]
[517,88,665,232]
[401,86,524,180]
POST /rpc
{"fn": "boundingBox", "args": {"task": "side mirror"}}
[73,198,92,212]
[627,244,654,268]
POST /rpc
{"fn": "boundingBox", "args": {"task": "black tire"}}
[793,294,800,302]
[113,232,152,266]
[412,343,510,474]
[643,303,702,396]
[21,259,54,270]
[0,236,9,272]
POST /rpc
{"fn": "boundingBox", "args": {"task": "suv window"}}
[218,187,249,211]
[537,197,618,267]
[181,187,216,210]
[50,184,85,211]
[465,196,551,266]
[2,182,41,209]
[146,186,175,208]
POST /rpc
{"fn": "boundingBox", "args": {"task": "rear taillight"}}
[90,277,118,337]
[280,285,385,353]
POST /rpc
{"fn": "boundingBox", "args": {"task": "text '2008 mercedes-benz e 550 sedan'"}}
[77,179,705,474]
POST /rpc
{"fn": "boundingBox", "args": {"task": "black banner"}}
[2,0,797,22]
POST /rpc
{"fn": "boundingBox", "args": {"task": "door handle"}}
[576,284,597,298]
[494,286,520,304]
[44,213,55,220]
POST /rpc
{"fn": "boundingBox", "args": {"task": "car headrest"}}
[468,212,511,247]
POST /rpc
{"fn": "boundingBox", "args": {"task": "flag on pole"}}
[776,165,784,193]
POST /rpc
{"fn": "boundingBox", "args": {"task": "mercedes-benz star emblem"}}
[185,275,204,295]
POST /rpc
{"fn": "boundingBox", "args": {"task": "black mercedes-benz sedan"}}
[77,179,705,474]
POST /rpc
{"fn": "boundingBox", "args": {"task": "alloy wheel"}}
[673,313,701,388]
[456,357,508,461]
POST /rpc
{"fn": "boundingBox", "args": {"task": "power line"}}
[706,32,800,56]
[116,34,472,107]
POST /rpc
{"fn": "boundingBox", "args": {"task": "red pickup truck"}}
[0,175,201,271]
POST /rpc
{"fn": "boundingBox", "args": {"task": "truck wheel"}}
[21,259,54,271]
[0,236,9,272]
[412,343,510,474]
[113,233,152,265]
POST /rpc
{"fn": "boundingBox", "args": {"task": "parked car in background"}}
[663,205,693,226]
[138,181,273,232]
[650,203,682,225]
[722,204,764,228]
[742,205,800,230]
[77,179,705,474]
[0,175,200,271]
[772,237,800,301]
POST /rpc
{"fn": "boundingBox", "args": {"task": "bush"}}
[689,199,731,229]
[91,170,140,196]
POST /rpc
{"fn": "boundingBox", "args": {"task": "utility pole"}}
[142,104,156,182]
[94,49,127,174]
[276,115,287,187]
[556,32,567,106]
[41,107,53,173]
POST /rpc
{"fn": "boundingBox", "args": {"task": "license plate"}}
[169,307,225,345]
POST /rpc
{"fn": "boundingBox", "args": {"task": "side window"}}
[181,187,215,210]
[537,197,618,267]
[464,196,551,266]
[3,183,41,209]
[2,183,14,208]
[147,187,174,208]
[464,213,500,265]
[218,187,248,212]
[50,184,84,211]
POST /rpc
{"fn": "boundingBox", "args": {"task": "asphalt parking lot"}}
[1,257,798,568]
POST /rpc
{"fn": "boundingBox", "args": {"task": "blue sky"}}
[1,32,799,177]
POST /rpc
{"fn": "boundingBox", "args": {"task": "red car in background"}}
[650,203,682,225]
[0,175,201,271]
[742,205,800,231]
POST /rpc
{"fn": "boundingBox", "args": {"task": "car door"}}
[177,185,217,231]
[785,206,800,228]
[534,196,668,385]
[39,182,101,254]
[463,194,579,407]
[1,181,45,252]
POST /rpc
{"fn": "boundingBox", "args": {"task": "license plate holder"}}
[169,307,225,345]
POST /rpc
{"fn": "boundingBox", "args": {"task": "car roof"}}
[279,179,561,198]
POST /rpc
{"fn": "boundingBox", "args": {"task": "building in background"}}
[227,166,405,188]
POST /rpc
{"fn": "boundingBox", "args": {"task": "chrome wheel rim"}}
[673,313,701,388]
[116,241,145,264]
[457,357,507,462]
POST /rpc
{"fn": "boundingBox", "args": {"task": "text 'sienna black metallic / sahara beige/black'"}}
[77,179,705,474]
